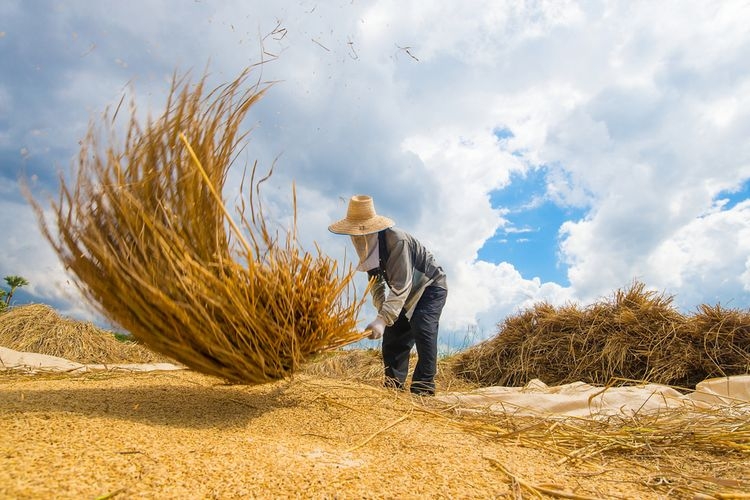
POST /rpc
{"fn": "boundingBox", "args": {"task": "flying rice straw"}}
[28,67,367,384]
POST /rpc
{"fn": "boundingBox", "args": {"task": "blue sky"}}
[718,180,750,211]
[2,1,750,352]
[477,164,587,285]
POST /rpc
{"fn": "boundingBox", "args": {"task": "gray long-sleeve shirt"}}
[369,227,447,326]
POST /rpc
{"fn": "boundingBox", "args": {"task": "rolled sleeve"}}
[378,240,412,326]
[370,275,386,311]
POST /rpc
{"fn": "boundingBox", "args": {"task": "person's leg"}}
[381,310,413,389]
[408,286,447,395]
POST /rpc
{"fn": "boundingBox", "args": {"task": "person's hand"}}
[366,316,386,340]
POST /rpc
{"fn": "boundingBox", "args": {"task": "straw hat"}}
[328,195,394,235]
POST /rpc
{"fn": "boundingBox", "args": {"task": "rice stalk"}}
[27,67,366,384]
[485,457,602,500]
[689,304,750,378]
[442,403,750,498]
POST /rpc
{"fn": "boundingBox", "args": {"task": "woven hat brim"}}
[328,215,394,235]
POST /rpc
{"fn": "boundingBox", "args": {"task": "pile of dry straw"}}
[28,68,365,384]
[451,281,750,389]
[0,303,166,364]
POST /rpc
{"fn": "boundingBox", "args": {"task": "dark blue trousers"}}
[381,285,447,395]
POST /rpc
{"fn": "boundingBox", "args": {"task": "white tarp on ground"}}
[0,346,184,373]
[4,345,748,417]
[437,375,750,418]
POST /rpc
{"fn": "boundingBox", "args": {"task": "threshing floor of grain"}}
[0,370,742,499]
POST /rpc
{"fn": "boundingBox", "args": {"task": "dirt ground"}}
[1,369,748,499]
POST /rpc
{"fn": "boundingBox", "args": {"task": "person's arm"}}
[364,272,388,339]
[371,275,386,311]
[377,240,412,326]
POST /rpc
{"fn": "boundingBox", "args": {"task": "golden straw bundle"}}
[450,281,750,388]
[0,303,167,364]
[29,68,365,384]
[689,303,750,378]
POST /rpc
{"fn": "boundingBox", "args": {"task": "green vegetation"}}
[0,275,29,313]
[112,331,134,343]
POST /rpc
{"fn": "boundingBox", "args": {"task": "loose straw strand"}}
[179,131,253,257]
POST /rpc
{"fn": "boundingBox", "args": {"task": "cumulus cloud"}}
[0,198,95,321]
[1,0,749,347]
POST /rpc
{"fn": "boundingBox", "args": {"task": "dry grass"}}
[0,304,167,364]
[301,348,384,384]
[27,67,365,384]
[690,303,750,379]
[281,348,750,498]
[442,281,750,497]
[445,403,750,498]
[302,348,479,394]
[450,281,750,389]
[1,370,666,499]
[2,303,749,498]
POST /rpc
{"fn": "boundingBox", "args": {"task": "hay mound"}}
[302,349,384,383]
[451,281,750,388]
[0,304,166,364]
[689,303,750,379]
[29,68,364,384]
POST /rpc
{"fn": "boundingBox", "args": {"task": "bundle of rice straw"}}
[0,303,166,364]
[689,303,750,378]
[29,68,365,384]
[451,281,707,388]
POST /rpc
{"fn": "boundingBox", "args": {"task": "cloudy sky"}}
[2,0,750,350]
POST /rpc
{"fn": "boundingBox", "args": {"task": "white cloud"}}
[400,126,575,335]
[361,0,585,66]
[646,200,750,309]
[0,199,97,321]
[2,0,750,346]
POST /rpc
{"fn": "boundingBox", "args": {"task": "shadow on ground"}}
[0,372,299,428]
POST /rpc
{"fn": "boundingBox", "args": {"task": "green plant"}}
[0,275,29,312]
[112,331,134,343]
[4,275,29,305]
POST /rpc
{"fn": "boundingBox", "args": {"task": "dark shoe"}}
[409,382,435,396]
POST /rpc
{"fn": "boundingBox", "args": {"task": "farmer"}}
[328,195,448,395]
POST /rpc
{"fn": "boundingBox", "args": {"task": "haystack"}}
[0,304,165,364]
[451,281,750,389]
[689,303,750,378]
[302,349,384,384]
[28,68,365,384]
